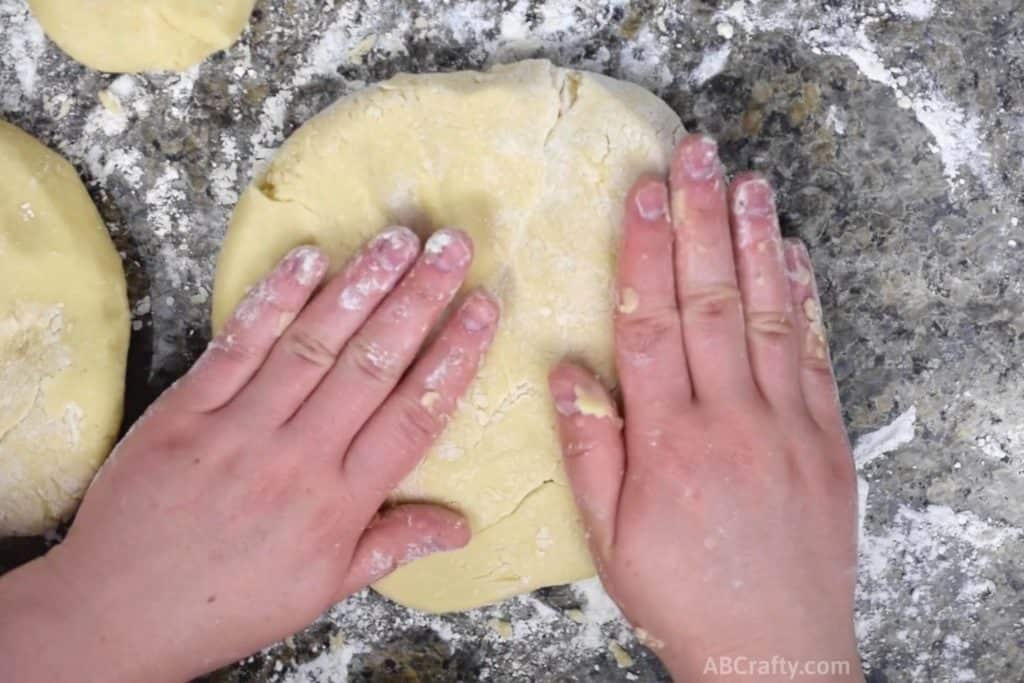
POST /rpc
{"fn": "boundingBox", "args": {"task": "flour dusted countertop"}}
[2,1,1023,680]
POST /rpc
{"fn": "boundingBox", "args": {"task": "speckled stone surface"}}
[1,0,1023,681]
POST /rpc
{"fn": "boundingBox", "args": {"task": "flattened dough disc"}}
[213,60,683,612]
[27,0,257,73]
[0,120,129,537]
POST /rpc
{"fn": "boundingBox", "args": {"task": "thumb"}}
[548,362,626,561]
[340,504,470,596]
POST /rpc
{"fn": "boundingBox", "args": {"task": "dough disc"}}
[0,121,130,537]
[27,0,256,73]
[213,60,683,612]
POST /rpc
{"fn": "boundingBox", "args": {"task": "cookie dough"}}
[213,60,683,612]
[27,0,257,73]
[0,121,130,537]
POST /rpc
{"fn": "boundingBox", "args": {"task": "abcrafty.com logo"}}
[703,655,853,679]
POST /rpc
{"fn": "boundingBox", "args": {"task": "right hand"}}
[548,135,863,680]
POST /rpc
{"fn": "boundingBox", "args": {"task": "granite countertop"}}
[1,0,1023,680]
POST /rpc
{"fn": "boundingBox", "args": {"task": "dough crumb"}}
[98,89,123,116]
[617,287,639,314]
[635,627,666,650]
[574,385,614,419]
[609,641,635,668]
[566,608,586,624]
[420,391,442,411]
[488,618,514,639]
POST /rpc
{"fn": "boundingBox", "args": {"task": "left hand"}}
[0,227,498,682]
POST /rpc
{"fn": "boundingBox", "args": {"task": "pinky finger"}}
[169,246,329,413]
[339,504,470,597]
[783,239,843,432]
[548,363,625,561]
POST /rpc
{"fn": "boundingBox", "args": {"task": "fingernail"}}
[732,177,776,216]
[634,182,668,222]
[551,377,579,416]
[460,293,499,332]
[679,135,721,180]
[424,229,472,272]
[370,226,420,272]
[282,245,328,286]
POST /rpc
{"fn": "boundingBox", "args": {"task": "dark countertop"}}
[1,1,1022,680]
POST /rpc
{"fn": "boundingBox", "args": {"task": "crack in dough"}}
[212,60,684,611]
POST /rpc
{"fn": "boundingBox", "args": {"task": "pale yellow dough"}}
[0,121,129,536]
[27,0,256,73]
[213,60,683,612]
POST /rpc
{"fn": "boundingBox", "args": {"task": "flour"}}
[857,503,1021,678]
[691,44,731,86]
[854,406,917,468]
[716,0,996,193]
[894,0,937,21]
[0,4,45,107]
[1,0,1018,678]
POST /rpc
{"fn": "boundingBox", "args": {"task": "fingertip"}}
[672,133,722,182]
[627,175,670,223]
[783,239,815,289]
[729,172,776,217]
[458,290,500,333]
[424,228,474,273]
[399,505,472,558]
[281,244,330,287]
[548,363,618,422]
[548,362,586,416]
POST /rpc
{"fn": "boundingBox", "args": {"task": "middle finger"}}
[288,229,473,452]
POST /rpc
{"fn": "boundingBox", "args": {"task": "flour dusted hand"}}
[0,229,498,682]
[549,134,864,680]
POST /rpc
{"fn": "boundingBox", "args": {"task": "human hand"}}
[549,134,862,680]
[0,228,499,682]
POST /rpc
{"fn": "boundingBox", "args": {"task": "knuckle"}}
[746,310,794,338]
[801,355,835,377]
[616,307,678,357]
[347,338,402,384]
[392,396,441,449]
[285,328,336,368]
[681,284,742,321]
[208,336,259,363]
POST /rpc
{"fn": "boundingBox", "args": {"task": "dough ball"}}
[213,60,684,612]
[27,0,257,73]
[0,121,130,536]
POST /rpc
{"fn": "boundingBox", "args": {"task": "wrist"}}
[0,544,183,683]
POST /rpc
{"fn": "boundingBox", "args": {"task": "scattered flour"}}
[716,0,995,192]
[0,0,1016,678]
[691,44,731,86]
[855,406,918,468]
[894,0,937,21]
